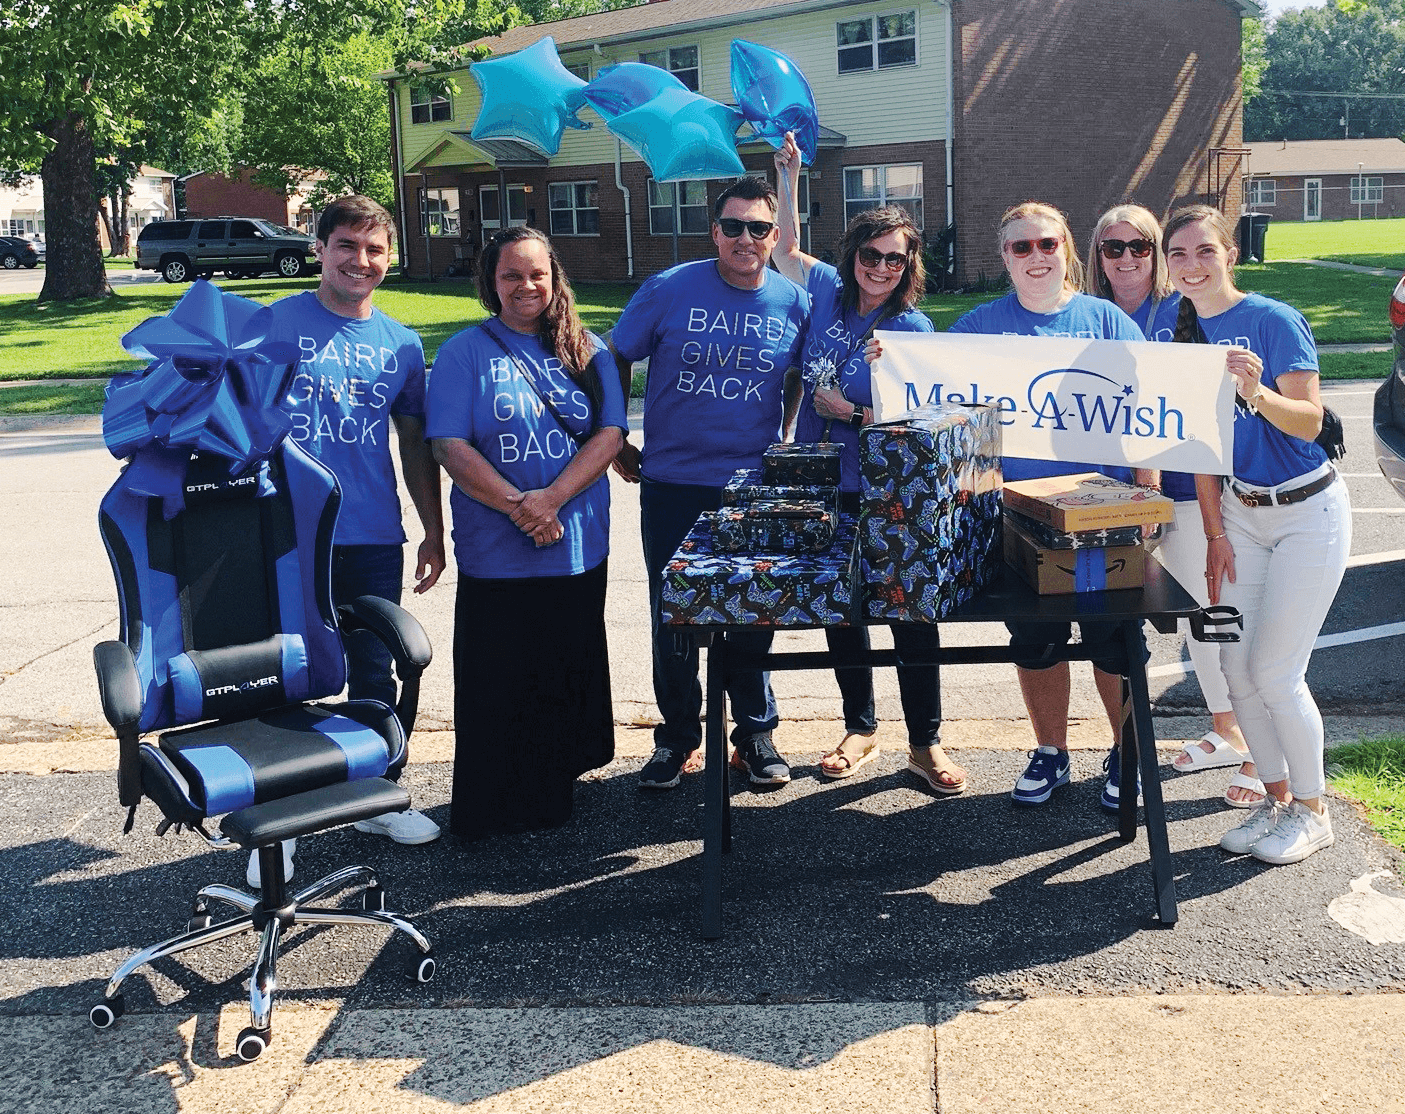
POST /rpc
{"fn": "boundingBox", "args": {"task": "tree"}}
[1246,0,1405,141]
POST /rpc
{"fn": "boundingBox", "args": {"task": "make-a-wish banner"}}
[870,332,1236,476]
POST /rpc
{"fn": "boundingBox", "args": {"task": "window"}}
[837,11,916,74]
[548,181,600,236]
[648,180,710,235]
[1245,179,1275,207]
[1350,175,1384,204]
[563,59,591,81]
[421,187,460,236]
[639,45,700,91]
[197,220,226,239]
[229,221,261,238]
[410,85,451,124]
[844,164,923,227]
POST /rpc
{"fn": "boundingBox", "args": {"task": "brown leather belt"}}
[1227,469,1336,508]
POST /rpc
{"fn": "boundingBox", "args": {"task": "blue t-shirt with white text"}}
[425,322,627,579]
[794,260,933,492]
[1129,291,1181,344]
[611,260,808,486]
[268,290,425,545]
[949,291,1144,483]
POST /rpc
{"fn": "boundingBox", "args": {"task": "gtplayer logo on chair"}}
[205,675,279,698]
[186,474,257,494]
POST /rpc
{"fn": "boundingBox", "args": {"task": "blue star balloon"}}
[606,87,746,182]
[730,39,820,164]
[581,61,688,120]
[470,37,590,156]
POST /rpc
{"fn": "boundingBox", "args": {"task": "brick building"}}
[180,168,319,233]
[1243,138,1405,223]
[385,0,1255,286]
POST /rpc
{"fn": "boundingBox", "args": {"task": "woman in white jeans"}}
[1085,204,1256,805]
[1164,205,1351,866]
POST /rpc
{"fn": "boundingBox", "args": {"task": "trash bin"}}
[1237,213,1271,263]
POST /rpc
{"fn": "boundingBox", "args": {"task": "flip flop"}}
[1224,770,1266,809]
[819,732,879,780]
[1172,731,1248,772]
[907,746,966,797]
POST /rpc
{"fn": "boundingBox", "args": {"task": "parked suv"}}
[0,235,40,269]
[136,218,315,283]
[1374,274,1405,504]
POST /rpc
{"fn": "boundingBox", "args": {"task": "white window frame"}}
[409,85,451,124]
[1245,178,1275,207]
[648,179,710,236]
[1350,175,1384,204]
[548,180,600,237]
[843,163,924,229]
[421,187,461,237]
[836,10,918,75]
[562,59,591,81]
[639,45,700,92]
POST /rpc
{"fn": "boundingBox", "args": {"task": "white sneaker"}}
[1219,798,1285,854]
[1251,801,1334,865]
[246,838,296,889]
[353,808,441,845]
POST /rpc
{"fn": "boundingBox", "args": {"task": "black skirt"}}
[449,558,614,841]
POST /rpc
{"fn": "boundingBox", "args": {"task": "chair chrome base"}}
[88,858,435,1062]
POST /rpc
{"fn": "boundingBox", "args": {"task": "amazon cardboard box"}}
[1002,472,1172,533]
[1003,513,1144,594]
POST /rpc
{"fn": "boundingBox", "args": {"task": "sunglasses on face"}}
[716,217,776,239]
[1099,238,1155,260]
[857,246,909,271]
[1004,236,1063,258]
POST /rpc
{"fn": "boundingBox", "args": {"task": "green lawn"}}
[1329,735,1405,853]
[1265,216,1405,273]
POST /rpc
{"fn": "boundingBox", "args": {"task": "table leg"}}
[702,638,728,939]
[1123,620,1179,925]
[1117,675,1137,842]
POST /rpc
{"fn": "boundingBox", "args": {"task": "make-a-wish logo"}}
[1026,368,1186,441]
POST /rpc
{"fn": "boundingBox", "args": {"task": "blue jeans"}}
[332,544,403,709]
[640,477,778,753]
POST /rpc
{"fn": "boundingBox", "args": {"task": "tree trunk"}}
[115,189,131,256]
[98,198,116,257]
[37,112,111,302]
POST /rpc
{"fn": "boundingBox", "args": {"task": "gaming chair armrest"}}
[93,640,145,808]
[338,596,432,737]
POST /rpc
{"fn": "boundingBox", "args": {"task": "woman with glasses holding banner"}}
[427,227,627,841]
[1087,205,1256,807]
[1164,205,1350,865]
[773,132,963,794]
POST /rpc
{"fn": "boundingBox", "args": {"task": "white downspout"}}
[615,138,634,278]
[943,0,956,276]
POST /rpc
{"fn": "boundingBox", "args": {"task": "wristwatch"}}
[847,404,865,429]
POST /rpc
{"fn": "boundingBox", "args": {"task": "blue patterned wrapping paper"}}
[713,500,836,554]
[761,442,842,486]
[661,513,860,627]
[721,468,841,520]
[1002,508,1143,550]
[858,403,1004,622]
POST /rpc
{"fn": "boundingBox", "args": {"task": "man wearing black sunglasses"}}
[609,175,809,792]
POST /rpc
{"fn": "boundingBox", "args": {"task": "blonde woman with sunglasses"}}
[773,132,963,794]
[1088,205,1256,806]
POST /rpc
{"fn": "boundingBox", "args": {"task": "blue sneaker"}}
[1011,746,1070,806]
[1100,745,1142,813]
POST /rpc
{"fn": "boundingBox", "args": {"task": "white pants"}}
[1152,499,1233,714]
[1217,472,1351,800]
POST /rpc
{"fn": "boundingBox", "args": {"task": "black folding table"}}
[686,560,1203,939]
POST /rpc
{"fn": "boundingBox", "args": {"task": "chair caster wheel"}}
[411,952,437,983]
[90,995,125,1029]
[235,1026,270,1062]
[362,885,386,912]
[187,913,212,932]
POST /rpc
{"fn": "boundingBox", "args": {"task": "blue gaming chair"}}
[91,436,435,1062]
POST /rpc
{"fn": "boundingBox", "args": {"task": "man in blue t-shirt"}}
[609,176,808,791]
[261,195,446,876]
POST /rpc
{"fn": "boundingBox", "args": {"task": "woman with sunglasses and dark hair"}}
[427,227,627,840]
[1087,205,1255,804]
[772,132,962,794]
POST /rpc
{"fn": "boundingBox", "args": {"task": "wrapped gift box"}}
[1003,507,1143,550]
[661,513,859,627]
[713,499,836,554]
[858,403,1003,622]
[761,442,842,486]
[721,467,840,520]
[1003,513,1145,594]
[1003,472,1172,532]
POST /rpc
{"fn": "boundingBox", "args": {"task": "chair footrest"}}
[221,779,411,848]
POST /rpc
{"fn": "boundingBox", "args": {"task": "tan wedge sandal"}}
[907,744,967,796]
[819,732,880,780]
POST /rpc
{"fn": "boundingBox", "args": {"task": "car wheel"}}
[0,253,18,270]
[162,256,191,283]
[275,252,304,278]
[22,259,37,268]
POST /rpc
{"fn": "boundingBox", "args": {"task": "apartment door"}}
[480,183,527,244]
[1304,178,1322,221]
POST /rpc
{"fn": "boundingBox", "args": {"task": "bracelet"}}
[1205,532,1227,541]
[1243,384,1263,414]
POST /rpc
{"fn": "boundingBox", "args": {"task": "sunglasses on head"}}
[1099,237,1155,260]
[716,217,776,239]
[857,246,908,271]
[1004,236,1063,258]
